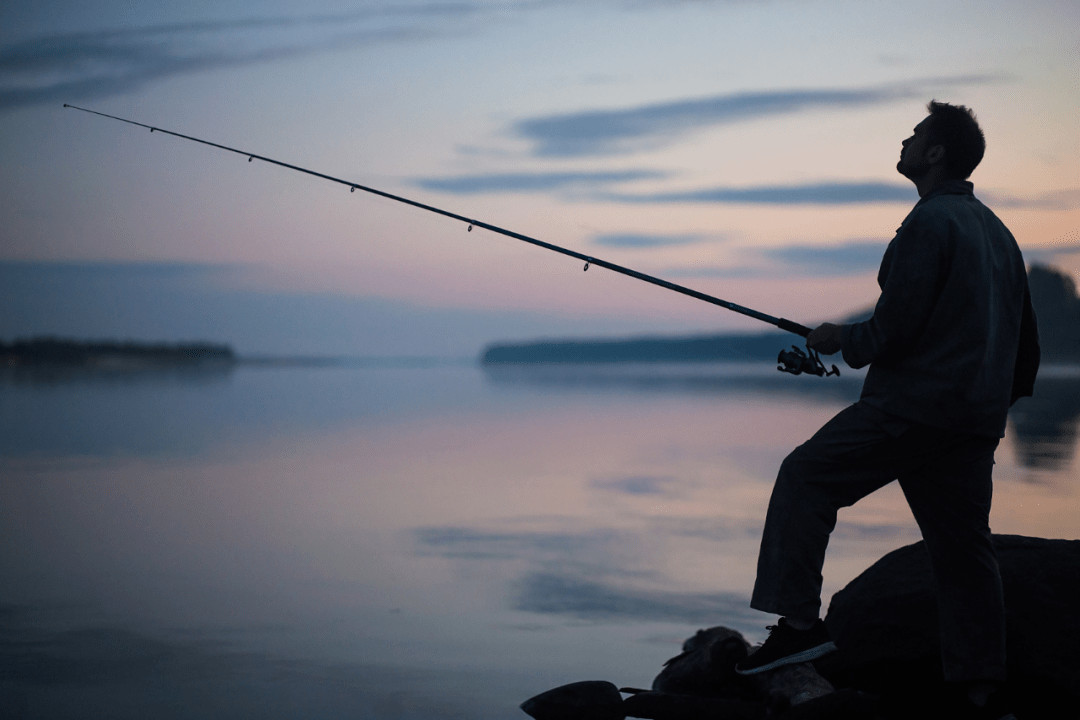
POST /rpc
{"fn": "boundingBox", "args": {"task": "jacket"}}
[840,179,1040,437]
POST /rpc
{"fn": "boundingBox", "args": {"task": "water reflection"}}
[482,362,866,404]
[6,360,1076,472]
[1,361,1077,719]
[0,605,507,720]
[1009,370,1080,471]
[0,361,479,460]
[483,363,1080,472]
[0,363,235,388]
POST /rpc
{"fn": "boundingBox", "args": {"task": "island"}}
[0,338,237,367]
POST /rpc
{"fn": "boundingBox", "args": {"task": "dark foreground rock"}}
[521,681,625,720]
[818,534,1080,719]
[521,534,1080,720]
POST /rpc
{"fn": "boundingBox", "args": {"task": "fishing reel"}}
[778,344,840,378]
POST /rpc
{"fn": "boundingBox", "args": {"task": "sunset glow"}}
[2,0,1077,355]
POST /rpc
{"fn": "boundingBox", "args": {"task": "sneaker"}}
[734,618,837,675]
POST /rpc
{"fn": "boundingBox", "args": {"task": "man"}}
[733,101,1040,720]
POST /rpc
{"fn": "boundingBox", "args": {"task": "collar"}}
[915,179,975,207]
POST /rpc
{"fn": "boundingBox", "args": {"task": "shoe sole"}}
[735,641,838,675]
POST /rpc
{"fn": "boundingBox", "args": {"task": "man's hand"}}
[806,322,843,356]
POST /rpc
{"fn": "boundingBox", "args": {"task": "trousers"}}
[749,401,1006,683]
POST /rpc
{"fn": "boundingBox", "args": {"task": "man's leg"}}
[750,403,901,621]
[896,430,1006,686]
[737,403,911,675]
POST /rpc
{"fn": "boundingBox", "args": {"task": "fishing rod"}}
[63,103,838,377]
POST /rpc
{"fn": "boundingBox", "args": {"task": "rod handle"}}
[777,318,813,337]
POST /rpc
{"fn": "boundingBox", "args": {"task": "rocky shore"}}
[522,535,1079,719]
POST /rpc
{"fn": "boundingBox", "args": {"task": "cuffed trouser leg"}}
[898,435,1005,684]
[750,403,897,621]
[748,401,1006,684]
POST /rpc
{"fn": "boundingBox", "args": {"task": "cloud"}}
[590,475,682,495]
[513,77,998,157]
[1020,231,1080,264]
[414,170,664,194]
[414,170,916,206]
[981,188,1080,211]
[591,233,705,249]
[762,239,888,275]
[0,7,477,110]
[604,181,916,205]
[661,238,887,280]
[660,227,1080,284]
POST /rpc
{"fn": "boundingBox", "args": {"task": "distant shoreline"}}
[0,338,236,368]
[0,340,478,372]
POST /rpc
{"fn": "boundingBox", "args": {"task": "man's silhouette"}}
[733,101,1039,720]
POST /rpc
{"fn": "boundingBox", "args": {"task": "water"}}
[2,361,1078,719]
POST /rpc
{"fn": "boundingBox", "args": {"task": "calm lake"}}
[2,360,1078,719]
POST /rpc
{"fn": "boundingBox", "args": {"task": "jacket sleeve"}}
[840,211,946,370]
[1010,283,1040,405]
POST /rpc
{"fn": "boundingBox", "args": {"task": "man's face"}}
[896,115,937,180]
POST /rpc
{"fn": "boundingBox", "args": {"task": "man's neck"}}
[912,166,952,198]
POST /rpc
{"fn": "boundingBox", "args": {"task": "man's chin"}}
[896,162,926,181]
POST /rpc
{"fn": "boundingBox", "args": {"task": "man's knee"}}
[773,449,818,505]
[777,440,826,482]
[774,443,875,516]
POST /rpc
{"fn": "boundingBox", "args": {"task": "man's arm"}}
[1010,284,1040,405]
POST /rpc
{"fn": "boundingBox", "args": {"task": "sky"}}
[1,0,1078,357]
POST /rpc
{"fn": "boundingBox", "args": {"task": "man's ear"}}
[926,144,945,165]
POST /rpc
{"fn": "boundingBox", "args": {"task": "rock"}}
[622,691,765,720]
[753,662,834,709]
[522,535,1080,719]
[650,625,834,710]
[818,534,1080,719]
[520,680,625,720]
[769,689,878,719]
[650,626,755,700]
[623,686,879,720]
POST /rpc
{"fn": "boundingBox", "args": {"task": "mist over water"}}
[2,362,1077,718]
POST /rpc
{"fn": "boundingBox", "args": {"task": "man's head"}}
[897,101,985,182]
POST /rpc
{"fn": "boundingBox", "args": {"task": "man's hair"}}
[925,100,986,179]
